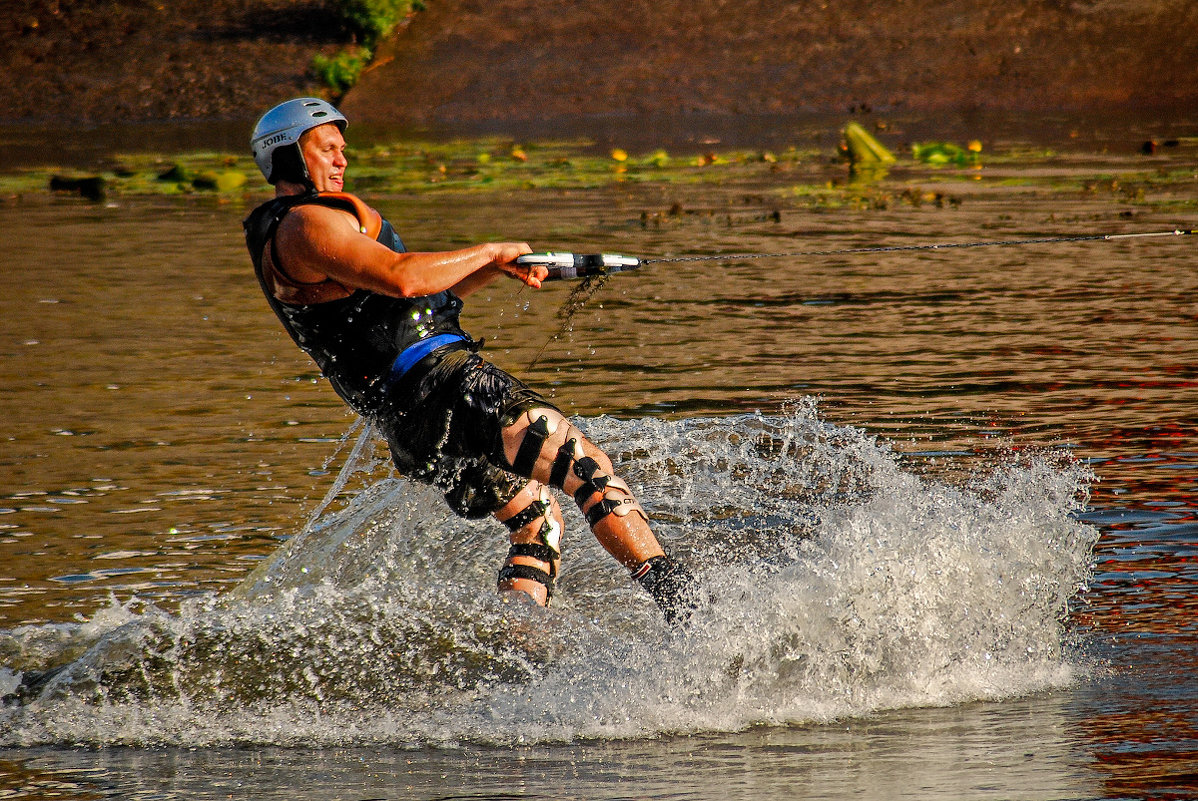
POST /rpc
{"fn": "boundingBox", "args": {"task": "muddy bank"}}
[1,0,347,123]
[344,0,1198,127]
[3,0,1196,132]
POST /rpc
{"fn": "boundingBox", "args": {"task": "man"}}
[244,98,698,623]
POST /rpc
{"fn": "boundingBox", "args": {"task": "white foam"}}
[0,401,1098,747]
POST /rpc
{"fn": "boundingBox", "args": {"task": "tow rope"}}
[518,227,1195,369]
[516,228,1196,280]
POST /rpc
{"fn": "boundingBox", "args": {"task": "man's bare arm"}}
[275,205,543,297]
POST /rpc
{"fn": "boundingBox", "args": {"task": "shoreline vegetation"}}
[6,134,1196,217]
[311,0,426,96]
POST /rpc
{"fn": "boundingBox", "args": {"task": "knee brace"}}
[497,485,562,599]
[499,485,562,553]
[535,421,648,527]
[507,410,560,477]
[568,453,647,527]
[497,546,559,599]
[506,409,647,527]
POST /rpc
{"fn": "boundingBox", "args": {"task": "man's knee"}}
[502,410,645,524]
[500,406,571,477]
[569,455,646,526]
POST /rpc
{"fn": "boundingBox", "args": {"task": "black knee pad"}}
[496,484,562,600]
[498,542,560,600]
[569,456,645,526]
[509,413,557,476]
[549,437,581,488]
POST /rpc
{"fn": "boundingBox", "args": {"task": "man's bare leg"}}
[499,407,699,623]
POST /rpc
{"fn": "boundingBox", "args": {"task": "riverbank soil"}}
[1,0,347,122]
[344,0,1198,127]
[3,0,1196,127]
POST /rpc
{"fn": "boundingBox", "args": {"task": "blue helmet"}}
[251,97,347,184]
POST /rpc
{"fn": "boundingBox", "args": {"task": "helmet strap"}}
[269,143,315,190]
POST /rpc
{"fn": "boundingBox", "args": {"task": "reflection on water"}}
[1,696,1103,800]
[0,128,1196,798]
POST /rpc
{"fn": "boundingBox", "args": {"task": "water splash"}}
[0,400,1098,746]
[527,272,611,370]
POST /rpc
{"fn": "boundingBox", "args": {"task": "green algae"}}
[2,136,1195,215]
[344,139,817,193]
[0,139,821,200]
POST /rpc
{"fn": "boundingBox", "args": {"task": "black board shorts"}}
[376,345,562,518]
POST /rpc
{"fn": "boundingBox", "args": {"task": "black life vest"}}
[243,192,469,414]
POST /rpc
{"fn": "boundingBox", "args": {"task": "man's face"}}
[298,123,348,193]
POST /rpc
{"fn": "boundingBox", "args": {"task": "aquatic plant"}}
[910,140,983,167]
[4,135,1196,217]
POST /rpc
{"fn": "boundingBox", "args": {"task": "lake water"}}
[0,118,1196,799]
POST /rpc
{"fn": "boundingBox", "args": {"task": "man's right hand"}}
[493,242,544,288]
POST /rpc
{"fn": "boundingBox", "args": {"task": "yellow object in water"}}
[842,122,896,164]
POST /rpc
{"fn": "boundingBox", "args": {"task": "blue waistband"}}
[388,333,468,381]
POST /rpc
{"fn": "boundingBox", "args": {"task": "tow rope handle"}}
[516,252,642,281]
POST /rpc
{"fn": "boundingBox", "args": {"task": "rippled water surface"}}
[0,120,1195,799]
